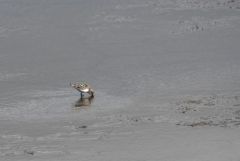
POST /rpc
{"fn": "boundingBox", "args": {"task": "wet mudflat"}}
[1,0,240,160]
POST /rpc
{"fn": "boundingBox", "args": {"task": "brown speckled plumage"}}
[70,81,94,98]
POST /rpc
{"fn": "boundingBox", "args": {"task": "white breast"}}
[81,88,90,93]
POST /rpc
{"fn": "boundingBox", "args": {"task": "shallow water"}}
[0,0,240,127]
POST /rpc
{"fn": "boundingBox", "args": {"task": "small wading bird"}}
[70,81,94,98]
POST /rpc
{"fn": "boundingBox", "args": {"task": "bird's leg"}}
[89,88,94,98]
[80,92,84,98]
[88,91,94,98]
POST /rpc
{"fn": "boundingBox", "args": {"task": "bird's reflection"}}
[72,95,94,111]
